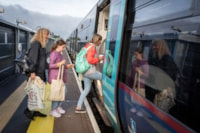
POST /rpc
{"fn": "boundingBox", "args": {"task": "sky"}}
[0,0,98,17]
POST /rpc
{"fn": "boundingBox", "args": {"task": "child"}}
[48,38,74,118]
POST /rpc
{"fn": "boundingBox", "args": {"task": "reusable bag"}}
[75,45,93,74]
[48,65,65,101]
[133,72,146,97]
[38,83,52,115]
[154,87,175,112]
[106,50,114,77]
[25,77,45,111]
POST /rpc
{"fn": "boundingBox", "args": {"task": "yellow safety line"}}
[27,116,54,133]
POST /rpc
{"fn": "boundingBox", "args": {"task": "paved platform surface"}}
[0,50,100,133]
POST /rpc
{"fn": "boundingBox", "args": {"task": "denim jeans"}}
[52,84,67,110]
[77,71,102,108]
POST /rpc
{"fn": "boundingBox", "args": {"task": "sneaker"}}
[51,109,61,118]
[56,106,66,114]
[75,109,86,113]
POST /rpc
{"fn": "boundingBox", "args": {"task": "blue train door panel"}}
[101,0,126,132]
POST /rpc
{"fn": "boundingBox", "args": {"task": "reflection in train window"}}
[106,3,121,78]
[119,31,200,131]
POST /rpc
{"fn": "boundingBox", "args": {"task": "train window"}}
[134,0,193,26]
[119,30,200,131]
[0,31,5,43]
[106,3,120,78]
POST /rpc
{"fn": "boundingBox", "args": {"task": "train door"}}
[101,0,127,132]
[94,1,110,102]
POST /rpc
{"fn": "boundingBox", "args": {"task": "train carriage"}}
[68,0,200,132]
[0,17,55,82]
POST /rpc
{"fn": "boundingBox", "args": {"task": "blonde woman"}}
[146,39,178,102]
[75,33,104,113]
[24,28,50,120]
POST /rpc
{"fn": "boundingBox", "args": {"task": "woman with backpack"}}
[75,33,104,113]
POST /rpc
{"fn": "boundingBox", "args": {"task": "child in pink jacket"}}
[48,38,74,118]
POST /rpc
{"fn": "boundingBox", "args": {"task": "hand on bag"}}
[60,59,66,65]
[30,73,36,80]
[67,64,74,69]
[135,67,143,75]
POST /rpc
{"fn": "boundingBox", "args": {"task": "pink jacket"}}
[48,50,67,83]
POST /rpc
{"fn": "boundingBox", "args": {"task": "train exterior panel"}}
[68,0,200,132]
[0,17,55,82]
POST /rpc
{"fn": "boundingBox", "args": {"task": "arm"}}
[49,52,59,69]
[86,46,99,64]
[28,41,40,73]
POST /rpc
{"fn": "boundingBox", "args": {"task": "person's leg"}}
[76,77,92,110]
[52,101,59,110]
[51,101,61,117]
[85,71,102,80]
[56,101,65,114]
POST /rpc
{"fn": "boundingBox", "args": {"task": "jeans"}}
[77,71,102,108]
[52,84,67,110]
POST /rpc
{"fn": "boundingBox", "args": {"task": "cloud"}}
[0,0,98,17]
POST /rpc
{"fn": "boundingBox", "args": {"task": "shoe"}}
[75,109,86,113]
[33,111,47,117]
[51,109,61,118]
[56,106,65,114]
[24,108,34,120]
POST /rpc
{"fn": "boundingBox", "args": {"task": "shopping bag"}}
[48,65,65,101]
[25,78,45,111]
[154,87,175,112]
[37,83,52,115]
[75,45,93,74]
[133,72,146,97]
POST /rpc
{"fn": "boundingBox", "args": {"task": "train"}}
[67,0,200,132]
[0,16,55,82]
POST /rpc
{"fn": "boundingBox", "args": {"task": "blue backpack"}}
[75,45,93,74]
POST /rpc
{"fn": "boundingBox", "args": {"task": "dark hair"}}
[51,38,66,52]
[134,47,143,54]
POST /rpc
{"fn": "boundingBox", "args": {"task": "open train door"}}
[101,0,127,132]
[94,0,110,102]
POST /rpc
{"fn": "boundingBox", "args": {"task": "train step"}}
[92,97,111,127]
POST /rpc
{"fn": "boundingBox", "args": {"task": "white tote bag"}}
[25,77,45,111]
[48,65,65,101]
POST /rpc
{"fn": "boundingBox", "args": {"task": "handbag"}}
[48,65,65,101]
[153,87,175,112]
[133,72,146,97]
[25,77,45,111]
[38,83,52,115]
[75,45,93,74]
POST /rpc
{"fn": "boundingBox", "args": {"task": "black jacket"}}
[149,54,178,81]
[28,40,46,81]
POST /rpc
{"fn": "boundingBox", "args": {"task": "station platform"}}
[0,51,100,133]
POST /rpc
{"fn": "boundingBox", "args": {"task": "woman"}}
[48,38,74,118]
[75,33,104,113]
[24,28,50,119]
[146,39,178,102]
[126,47,149,97]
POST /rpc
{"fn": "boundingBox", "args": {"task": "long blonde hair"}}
[30,28,50,47]
[153,39,170,59]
